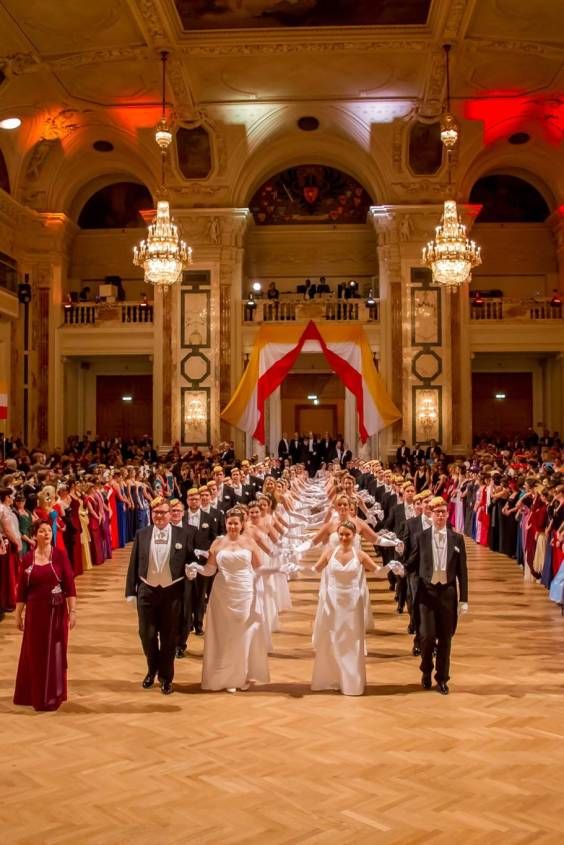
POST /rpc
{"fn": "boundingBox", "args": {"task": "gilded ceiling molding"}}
[182,39,429,57]
[129,0,167,42]
[442,0,472,41]
[464,37,563,58]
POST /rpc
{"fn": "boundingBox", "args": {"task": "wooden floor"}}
[1,540,564,845]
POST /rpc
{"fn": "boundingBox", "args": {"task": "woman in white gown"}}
[187,510,270,693]
[311,520,400,696]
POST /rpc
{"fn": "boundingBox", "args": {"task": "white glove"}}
[386,560,405,577]
[185,562,204,579]
[126,595,137,604]
[458,602,469,616]
[395,540,405,555]
[296,540,313,553]
[195,549,209,559]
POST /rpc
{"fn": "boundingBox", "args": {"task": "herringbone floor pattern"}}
[1,540,564,844]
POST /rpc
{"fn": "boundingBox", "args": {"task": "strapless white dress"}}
[202,548,270,690]
[311,550,367,696]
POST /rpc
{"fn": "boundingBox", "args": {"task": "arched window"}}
[77,181,153,229]
[0,148,10,194]
[470,174,550,223]
[249,165,373,225]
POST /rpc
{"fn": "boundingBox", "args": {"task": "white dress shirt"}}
[187,508,200,528]
[431,528,448,584]
[404,503,416,520]
[142,524,180,588]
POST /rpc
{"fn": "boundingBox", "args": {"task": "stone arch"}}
[76,180,154,229]
[469,173,550,223]
[232,132,386,210]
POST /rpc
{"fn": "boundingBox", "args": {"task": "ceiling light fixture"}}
[0,117,21,130]
[422,45,481,290]
[439,46,458,150]
[133,51,191,289]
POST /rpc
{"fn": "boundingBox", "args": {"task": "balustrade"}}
[243,296,379,323]
[470,298,563,321]
[62,301,154,326]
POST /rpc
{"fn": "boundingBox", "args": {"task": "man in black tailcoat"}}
[125,497,196,694]
[406,496,468,695]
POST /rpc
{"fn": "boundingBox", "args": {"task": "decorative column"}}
[370,204,478,456]
[158,208,249,450]
[344,389,358,456]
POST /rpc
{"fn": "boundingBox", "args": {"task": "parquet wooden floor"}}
[1,540,564,845]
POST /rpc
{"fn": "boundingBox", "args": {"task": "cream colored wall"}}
[471,223,558,297]
[244,223,378,292]
[68,230,152,301]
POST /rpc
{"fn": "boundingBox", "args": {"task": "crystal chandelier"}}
[133,51,191,288]
[422,201,481,287]
[422,44,481,289]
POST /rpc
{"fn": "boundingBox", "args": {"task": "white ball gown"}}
[202,548,270,691]
[311,548,367,696]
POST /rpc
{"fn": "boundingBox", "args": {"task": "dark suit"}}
[277,438,290,460]
[125,524,195,683]
[289,438,303,465]
[318,438,333,462]
[400,514,429,641]
[180,510,218,639]
[396,445,411,466]
[407,527,468,683]
[216,484,237,513]
[230,483,254,505]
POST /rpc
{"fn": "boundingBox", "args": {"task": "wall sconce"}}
[417,391,438,441]
[186,396,207,427]
[416,291,436,320]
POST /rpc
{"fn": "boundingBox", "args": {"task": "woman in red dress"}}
[14,521,76,712]
[84,482,104,565]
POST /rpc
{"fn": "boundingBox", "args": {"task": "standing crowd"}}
[1,427,562,711]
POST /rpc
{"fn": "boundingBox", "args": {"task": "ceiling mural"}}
[249,165,373,225]
[174,0,432,30]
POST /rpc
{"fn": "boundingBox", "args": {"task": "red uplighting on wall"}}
[111,105,162,134]
[464,92,563,146]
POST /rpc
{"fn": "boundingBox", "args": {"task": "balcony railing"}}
[470,298,564,321]
[63,301,154,326]
[243,296,379,323]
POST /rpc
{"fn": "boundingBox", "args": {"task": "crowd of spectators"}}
[1,426,563,623]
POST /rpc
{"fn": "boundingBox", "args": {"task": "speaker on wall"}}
[18,272,31,304]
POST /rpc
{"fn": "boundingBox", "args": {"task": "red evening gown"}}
[13,548,76,711]
[69,496,83,576]
[476,487,490,546]
[106,485,119,550]
[85,495,104,565]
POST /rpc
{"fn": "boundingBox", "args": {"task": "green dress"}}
[17,510,33,555]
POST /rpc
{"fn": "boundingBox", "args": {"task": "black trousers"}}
[137,580,184,683]
[407,573,420,645]
[417,582,457,683]
[178,578,195,648]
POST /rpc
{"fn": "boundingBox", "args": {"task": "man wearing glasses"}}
[406,496,468,695]
[125,496,196,694]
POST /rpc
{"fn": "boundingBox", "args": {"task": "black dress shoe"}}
[175,647,186,658]
[195,628,204,636]
[436,682,449,695]
[396,606,404,614]
[421,674,432,690]
[412,645,421,657]
[142,673,155,689]
[161,680,174,695]
[407,623,415,635]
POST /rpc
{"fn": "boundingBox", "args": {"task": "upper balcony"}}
[470,297,564,352]
[58,300,154,356]
[242,295,380,324]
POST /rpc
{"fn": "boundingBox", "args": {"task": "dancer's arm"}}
[358,519,380,543]
[313,548,331,573]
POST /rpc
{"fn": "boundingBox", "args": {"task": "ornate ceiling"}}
[0,0,561,214]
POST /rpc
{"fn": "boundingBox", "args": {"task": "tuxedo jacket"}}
[207,505,226,536]
[381,491,398,519]
[125,524,195,598]
[230,483,254,505]
[216,486,237,513]
[289,439,304,464]
[182,510,218,550]
[277,438,290,459]
[385,502,412,536]
[396,446,411,464]
[406,526,468,603]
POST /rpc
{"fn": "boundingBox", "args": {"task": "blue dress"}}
[549,562,564,604]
